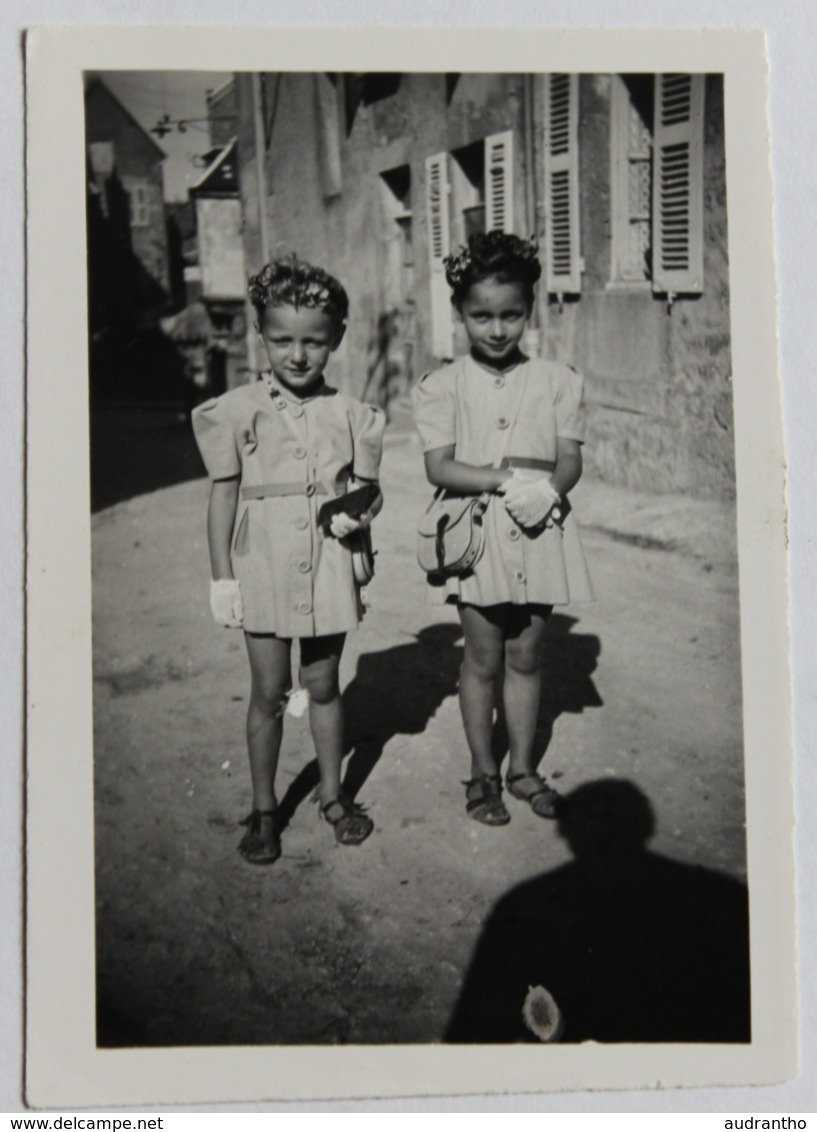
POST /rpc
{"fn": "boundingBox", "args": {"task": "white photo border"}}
[24,24,794,1107]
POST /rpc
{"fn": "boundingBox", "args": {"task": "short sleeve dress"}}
[192,378,385,637]
[411,353,595,608]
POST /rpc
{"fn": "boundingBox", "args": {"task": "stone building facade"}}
[231,71,733,499]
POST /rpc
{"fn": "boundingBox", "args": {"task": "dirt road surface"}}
[93,421,746,1048]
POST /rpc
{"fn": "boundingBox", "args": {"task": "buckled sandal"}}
[238,809,281,865]
[506,772,560,819]
[321,792,374,846]
[463,774,511,826]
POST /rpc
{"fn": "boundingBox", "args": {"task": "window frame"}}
[608,74,654,291]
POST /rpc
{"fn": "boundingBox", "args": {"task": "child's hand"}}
[502,470,561,528]
[329,512,368,538]
[496,468,538,494]
[209,578,244,628]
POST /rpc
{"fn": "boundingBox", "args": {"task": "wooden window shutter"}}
[484,130,514,233]
[425,152,454,359]
[652,74,705,296]
[543,73,581,295]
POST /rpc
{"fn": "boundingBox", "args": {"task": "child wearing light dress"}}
[192,256,385,864]
[412,231,595,826]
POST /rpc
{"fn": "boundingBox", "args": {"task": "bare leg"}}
[244,632,292,811]
[503,605,552,776]
[301,634,373,844]
[458,604,506,777]
[300,634,346,807]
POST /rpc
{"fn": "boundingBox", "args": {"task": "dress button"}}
[294,515,309,530]
[290,405,304,418]
[293,446,307,459]
[305,482,317,497]
[297,601,312,615]
[497,417,509,430]
[297,559,311,573]
[508,527,520,541]
[274,399,286,412]
[493,376,505,389]
[514,570,526,583]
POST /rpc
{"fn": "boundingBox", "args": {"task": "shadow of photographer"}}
[445,778,751,1044]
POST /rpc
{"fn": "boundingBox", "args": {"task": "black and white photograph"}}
[23,24,795,1107]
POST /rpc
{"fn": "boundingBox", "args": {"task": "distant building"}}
[166,198,198,307]
[189,136,249,391]
[85,77,171,332]
[231,72,733,499]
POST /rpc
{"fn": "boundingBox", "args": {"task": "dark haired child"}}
[193,255,385,864]
[412,231,595,826]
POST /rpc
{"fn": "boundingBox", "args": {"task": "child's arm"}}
[424,445,513,495]
[360,486,383,525]
[207,476,240,579]
[550,436,583,498]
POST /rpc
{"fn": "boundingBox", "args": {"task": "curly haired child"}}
[193,255,385,863]
[412,231,595,826]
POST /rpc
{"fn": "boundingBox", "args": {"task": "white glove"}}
[499,469,561,528]
[329,511,373,538]
[209,578,244,628]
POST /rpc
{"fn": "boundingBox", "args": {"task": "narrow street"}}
[92,418,746,1047]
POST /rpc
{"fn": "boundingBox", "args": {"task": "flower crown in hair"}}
[443,231,541,292]
[248,255,349,322]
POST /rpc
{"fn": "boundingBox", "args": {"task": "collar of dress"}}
[466,351,530,378]
[261,373,333,405]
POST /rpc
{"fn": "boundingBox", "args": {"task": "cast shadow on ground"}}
[275,623,464,829]
[90,404,207,512]
[275,614,602,831]
[444,778,751,1045]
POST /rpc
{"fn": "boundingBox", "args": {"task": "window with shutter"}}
[425,152,454,359]
[652,74,705,296]
[484,130,514,234]
[543,73,581,295]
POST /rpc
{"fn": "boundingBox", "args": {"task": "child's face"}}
[458,277,531,364]
[257,304,344,396]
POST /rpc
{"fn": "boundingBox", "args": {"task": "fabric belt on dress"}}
[240,482,329,500]
[500,458,556,472]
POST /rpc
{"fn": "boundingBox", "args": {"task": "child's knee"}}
[463,641,504,682]
[505,640,542,676]
[250,679,290,718]
[300,665,340,705]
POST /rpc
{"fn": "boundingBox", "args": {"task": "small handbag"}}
[416,490,491,578]
[318,483,379,586]
[317,483,380,537]
[350,526,376,585]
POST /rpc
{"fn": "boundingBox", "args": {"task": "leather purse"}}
[317,483,380,537]
[350,526,376,585]
[318,484,379,586]
[416,489,491,578]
